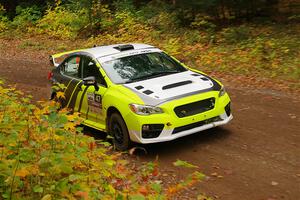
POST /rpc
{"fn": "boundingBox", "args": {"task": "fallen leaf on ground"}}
[271,181,278,186]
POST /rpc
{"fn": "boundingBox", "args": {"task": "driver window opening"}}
[82,57,107,87]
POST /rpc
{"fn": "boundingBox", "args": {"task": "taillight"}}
[47,72,53,80]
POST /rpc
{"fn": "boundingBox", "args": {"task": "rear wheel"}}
[109,113,131,151]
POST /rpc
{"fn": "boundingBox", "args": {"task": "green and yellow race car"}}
[48,44,232,150]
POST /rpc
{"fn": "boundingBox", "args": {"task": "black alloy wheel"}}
[109,113,131,151]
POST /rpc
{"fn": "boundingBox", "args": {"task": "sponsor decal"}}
[87,92,102,114]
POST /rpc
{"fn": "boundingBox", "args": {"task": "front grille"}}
[174,98,215,118]
[172,116,222,134]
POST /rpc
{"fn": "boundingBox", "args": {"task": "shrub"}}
[190,14,216,32]
[133,1,181,32]
[0,17,8,33]
[11,5,42,30]
[220,25,251,43]
[34,4,88,39]
[113,0,136,13]
[0,4,9,33]
[0,81,205,199]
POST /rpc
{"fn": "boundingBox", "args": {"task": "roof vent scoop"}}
[114,44,134,51]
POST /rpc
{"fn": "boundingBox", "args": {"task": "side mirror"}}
[83,76,99,91]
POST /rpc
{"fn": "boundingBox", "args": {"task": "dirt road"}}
[0,57,299,200]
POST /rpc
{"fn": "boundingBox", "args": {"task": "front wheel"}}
[109,113,131,151]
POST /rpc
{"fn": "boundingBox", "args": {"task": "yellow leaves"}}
[41,134,50,142]
[41,105,50,114]
[173,159,198,168]
[54,134,63,141]
[64,122,76,131]
[1,83,207,200]
[67,112,80,121]
[107,184,116,194]
[56,91,65,99]
[41,194,52,200]
[67,114,76,121]
[15,168,30,178]
[8,142,17,147]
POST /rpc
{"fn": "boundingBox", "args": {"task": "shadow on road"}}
[137,127,232,157]
[83,125,232,158]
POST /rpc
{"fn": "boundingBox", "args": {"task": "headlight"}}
[129,104,163,115]
[219,86,226,97]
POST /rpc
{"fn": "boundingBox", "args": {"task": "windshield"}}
[100,52,187,84]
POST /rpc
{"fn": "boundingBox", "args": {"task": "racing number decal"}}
[87,92,102,114]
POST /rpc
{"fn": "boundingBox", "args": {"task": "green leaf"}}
[151,182,162,193]
[129,194,145,200]
[58,115,68,125]
[2,192,9,199]
[116,194,124,200]
[193,171,206,180]
[33,185,43,193]
[99,141,111,147]
[104,159,115,167]
[19,148,35,162]
[60,164,73,174]
[173,159,198,168]
[69,174,82,182]
[48,112,57,124]
[55,179,69,192]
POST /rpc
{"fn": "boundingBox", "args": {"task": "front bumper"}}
[124,91,232,144]
[130,113,232,144]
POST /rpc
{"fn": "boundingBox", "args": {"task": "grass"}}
[19,40,46,50]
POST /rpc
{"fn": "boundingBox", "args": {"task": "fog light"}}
[225,103,231,117]
[142,125,150,131]
[142,124,164,139]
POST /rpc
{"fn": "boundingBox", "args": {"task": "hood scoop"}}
[200,77,209,81]
[143,90,154,95]
[162,80,193,90]
[135,85,144,90]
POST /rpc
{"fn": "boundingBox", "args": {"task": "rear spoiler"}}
[49,55,59,67]
[49,49,83,67]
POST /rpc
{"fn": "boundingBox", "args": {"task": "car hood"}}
[123,71,221,106]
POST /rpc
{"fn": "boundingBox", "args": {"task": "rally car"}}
[48,44,232,150]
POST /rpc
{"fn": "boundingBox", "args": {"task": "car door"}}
[75,55,108,130]
[58,55,83,109]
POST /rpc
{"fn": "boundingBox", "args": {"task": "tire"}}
[109,113,131,151]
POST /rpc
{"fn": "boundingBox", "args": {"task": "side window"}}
[62,56,81,78]
[82,56,107,87]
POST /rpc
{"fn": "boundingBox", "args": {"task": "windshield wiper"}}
[149,70,179,77]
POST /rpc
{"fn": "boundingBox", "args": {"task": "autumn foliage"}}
[1,1,299,86]
[0,81,205,199]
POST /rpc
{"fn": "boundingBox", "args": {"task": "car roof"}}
[83,43,155,58]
